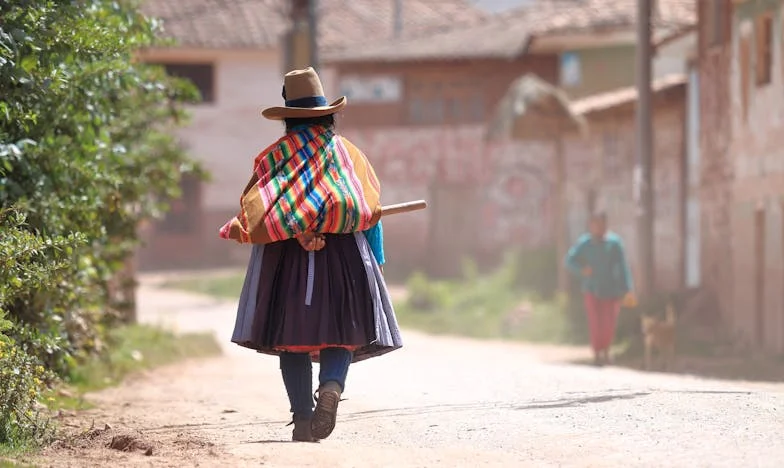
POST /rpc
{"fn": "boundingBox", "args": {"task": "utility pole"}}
[284,0,318,71]
[635,0,655,296]
[308,0,319,70]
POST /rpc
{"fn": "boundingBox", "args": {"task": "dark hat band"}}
[285,96,328,108]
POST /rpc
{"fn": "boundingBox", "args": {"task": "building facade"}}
[697,0,784,353]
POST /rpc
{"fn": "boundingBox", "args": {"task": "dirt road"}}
[35,281,784,468]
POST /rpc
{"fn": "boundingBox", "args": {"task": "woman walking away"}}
[565,210,636,366]
[219,67,403,442]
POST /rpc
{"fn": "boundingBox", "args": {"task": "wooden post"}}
[635,0,656,295]
[284,0,318,71]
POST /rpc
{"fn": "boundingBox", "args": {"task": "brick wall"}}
[342,125,554,275]
[697,0,784,353]
[334,56,559,275]
[724,0,784,352]
[334,56,559,129]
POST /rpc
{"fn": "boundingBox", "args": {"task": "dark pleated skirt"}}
[231,232,403,363]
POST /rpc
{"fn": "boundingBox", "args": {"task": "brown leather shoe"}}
[311,381,342,440]
[290,414,317,442]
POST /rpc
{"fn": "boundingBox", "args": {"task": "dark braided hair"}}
[281,85,336,133]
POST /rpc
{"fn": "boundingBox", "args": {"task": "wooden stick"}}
[380,200,428,216]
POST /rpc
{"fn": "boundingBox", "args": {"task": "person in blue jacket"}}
[565,210,636,366]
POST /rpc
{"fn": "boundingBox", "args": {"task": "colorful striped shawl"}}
[219,126,382,244]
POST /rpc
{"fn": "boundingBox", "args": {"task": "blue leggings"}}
[279,347,352,418]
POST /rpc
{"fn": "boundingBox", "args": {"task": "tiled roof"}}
[141,0,286,49]
[324,11,533,62]
[530,0,695,37]
[320,0,487,51]
[325,0,696,63]
[141,0,486,51]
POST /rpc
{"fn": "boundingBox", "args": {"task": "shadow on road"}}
[513,391,650,410]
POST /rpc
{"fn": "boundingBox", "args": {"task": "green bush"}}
[0,211,68,446]
[0,210,83,376]
[0,321,55,447]
[0,0,196,364]
[0,0,199,447]
[398,252,575,344]
[515,246,559,299]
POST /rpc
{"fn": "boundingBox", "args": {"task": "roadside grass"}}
[0,460,33,468]
[393,295,574,344]
[60,324,221,403]
[161,273,245,300]
[0,443,37,466]
[394,253,577,345]
[4,325,220,426]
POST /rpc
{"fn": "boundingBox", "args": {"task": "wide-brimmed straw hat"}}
[262,67,347,120]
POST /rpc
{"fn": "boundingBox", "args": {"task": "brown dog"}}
[641,303,676,371]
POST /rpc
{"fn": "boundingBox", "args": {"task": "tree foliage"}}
[0,0,199,444]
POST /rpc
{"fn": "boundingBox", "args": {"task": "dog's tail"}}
[665,302,676,324]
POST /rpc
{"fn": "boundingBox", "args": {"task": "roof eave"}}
[570,74,688,116]
[324,52,519,66]
[137,45,277,62]
[527,30,637,53]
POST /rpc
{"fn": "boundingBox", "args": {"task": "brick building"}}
[325,0,695,276]
[697,0,784,353]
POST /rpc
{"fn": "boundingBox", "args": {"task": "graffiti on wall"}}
[344,125,553,250]
[481,141,552,247]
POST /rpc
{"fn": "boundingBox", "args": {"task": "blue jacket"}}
[362,221,385,266]
[565,231,633,299]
